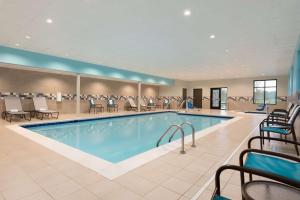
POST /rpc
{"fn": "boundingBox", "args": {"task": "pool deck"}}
[0,109,297,200]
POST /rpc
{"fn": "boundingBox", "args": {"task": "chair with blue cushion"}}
[107,98,118,112]
[212,163,300,200]
[239,136,300,187]
[267,103,297,124]
[256,104,266,111]
[269,103,294,120]
[212,136,300,200]
[259,105,300,155]
[163,99,171,109]
[88,98,104,113]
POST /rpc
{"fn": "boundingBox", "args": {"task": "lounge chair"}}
[88,98,104,113]
[147,99,156,110]
[33,97,59,120]
[4,96,31,122]
[107,98,118,112]
[268,103,297,123]
[149,98,161,109]
[271,103,294,118]
[259,105,300,155]
[128,98,138,111]
[163,99,171,109]
[256,104,266,111]
[211,136,300,200]
[140,99,151,111]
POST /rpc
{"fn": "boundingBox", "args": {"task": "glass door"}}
[210,88,221,109]
[210,87,228,109]
[220,88,228,110]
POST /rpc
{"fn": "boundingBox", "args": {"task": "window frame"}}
[253,79,277,105]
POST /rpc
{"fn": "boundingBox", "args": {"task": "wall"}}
[188,75,288,111]
[288,37,300,99]
[159,80,189,96]
[0,45,174,85]
[80,77,159,112]
[0,67,76,114]
[159,76,288,111]
[288,36,300,136]
[0,66,159,114]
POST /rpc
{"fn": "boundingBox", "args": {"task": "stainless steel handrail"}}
[156,124,185,154]
[168,122,196,147]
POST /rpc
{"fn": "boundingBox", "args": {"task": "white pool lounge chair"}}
[128,98,138,111]
[33,97,59,119]
[140,99,149,111]
[4,96,31,122]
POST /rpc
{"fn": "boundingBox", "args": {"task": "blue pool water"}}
[24,112,230,163]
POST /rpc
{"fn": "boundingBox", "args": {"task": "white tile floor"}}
[0,109,298,200]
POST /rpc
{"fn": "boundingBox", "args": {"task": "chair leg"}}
[259,130,263,149]
[291,128,299,156]
[285,135,287,144]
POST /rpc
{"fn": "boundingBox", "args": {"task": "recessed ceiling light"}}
[261,73,265,76]
[209,35,215,39]
[184,10,191,16]
[15,43,20,46]
[225,49,229,53]
[25,35,31,39]
[46,18,53,24]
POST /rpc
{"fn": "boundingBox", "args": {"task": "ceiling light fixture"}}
[225,49,229,53]
[15,43,20,46]
[46,18,53,24]
[25,35,31,39]
[210,35,215,39]
[184,9,191,16]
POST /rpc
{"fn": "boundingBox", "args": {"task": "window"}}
[253,80,277,104]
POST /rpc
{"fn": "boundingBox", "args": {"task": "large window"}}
[253,80,277,104]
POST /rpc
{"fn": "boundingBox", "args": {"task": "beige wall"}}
[187,75,288,97]
[81,77,138,96]
[0,67,77,114]
[0,67,76,94]
[159,75,288,111]
[159,80,189,96]
[80,77,159,112]
[0,66,159,114]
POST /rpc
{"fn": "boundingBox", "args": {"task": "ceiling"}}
[0,0,299,81]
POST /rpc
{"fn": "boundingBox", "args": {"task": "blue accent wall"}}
[288,37,300,96]
[0,45,174,85]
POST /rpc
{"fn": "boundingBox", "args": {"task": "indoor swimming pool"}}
[23,112,231,163]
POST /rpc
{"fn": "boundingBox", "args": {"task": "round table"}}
[242,180,300,200]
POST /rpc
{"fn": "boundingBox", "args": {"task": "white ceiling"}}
[0,0,299,81]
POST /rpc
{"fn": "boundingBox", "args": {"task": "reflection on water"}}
[27,113,229,163]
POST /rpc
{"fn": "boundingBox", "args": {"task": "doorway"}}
[193,88,202,108]
[210,87,228,109]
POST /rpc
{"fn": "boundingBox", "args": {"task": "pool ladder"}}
[156,122,196,154]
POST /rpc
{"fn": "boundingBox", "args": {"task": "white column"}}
[138,82,141,112]
[76,74,81,114]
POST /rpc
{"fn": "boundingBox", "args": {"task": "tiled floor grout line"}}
[190,124,260,200]
[0,111,264,200]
